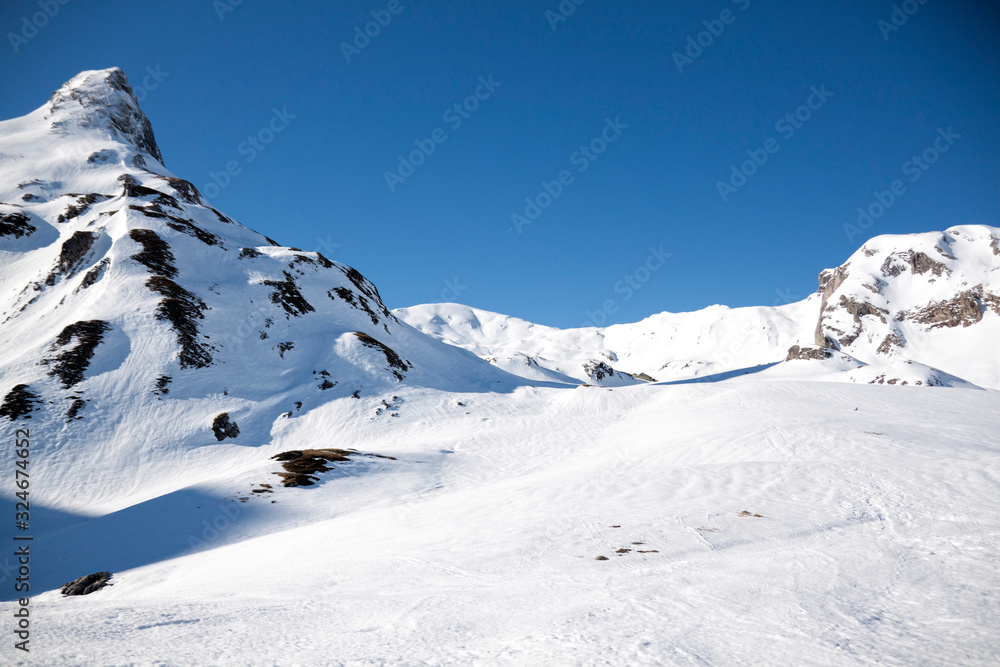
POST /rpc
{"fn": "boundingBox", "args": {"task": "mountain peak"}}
[46,67,163,165]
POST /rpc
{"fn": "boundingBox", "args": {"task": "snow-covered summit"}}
[45,67,164,164]
[0,68,523,510]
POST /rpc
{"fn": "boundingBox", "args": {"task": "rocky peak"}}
[808,225,1000,386]
[46,68,163,164]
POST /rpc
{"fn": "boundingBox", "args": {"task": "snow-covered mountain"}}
[1,70,998,666]
[398,226,1000,390]
[0,68,530,515]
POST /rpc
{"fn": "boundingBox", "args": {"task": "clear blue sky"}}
[2,0,998,327]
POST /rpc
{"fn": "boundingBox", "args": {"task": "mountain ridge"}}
[398,224,1000,389]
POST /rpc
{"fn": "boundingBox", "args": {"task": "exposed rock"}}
[165,217,221,247]
[338,265,395,321]
[934,241,957,260]
[128,203,222,247]
[120,176,181,207]
[87,149,115,164]
[147,277,213,369]
[211,208,237,225]
[785,345,833,361]
[56,193,109,223]
[901,291,985,329]
[262,272,315,317]
[45,231,98,285]
[838,295,888,324]
[0,209,35,238]
[814,266,850,346]
[76,258,110,292]
[633,372,657,382]
[65,397,86,422]
[42,320,111,388]
[861,278,887,295]
[0,384,41,420]
[60,572,112,596]
[153,375,171,395]
[831,295,889,346]
[817,266,849,301]
[49,68,162,163]
[271,448,396,488]
[992,236,1000,257]
[866,373,941,388]
[876,333,904,355]
[162,177,203,204]
[329,287,379,325]
[129,228,177,278]
[212,412,240,441]
[354,332,410,380]
[880,251,951,278]
[239,247,262,259]
[981,291,1000,316]
[583,361,619,382]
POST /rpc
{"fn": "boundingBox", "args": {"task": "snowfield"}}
[14,381,1000,666]
[1,68,999,666]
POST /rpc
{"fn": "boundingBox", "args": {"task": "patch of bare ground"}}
[0,209,34,238]
[271,448,396,488]
[61,572,112,596]
[0,384,41,420]
[42,320,111,387]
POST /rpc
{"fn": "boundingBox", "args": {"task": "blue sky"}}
[2,0,998,327]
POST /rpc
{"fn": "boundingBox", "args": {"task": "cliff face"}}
[806,226,1000,387]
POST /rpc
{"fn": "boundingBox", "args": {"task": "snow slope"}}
[396,299,818,385]
[11,381,1000,666]
[1,69,998,666]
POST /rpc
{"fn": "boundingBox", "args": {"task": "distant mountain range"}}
[399,228,1000,390]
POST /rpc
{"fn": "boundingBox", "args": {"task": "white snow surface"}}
[0,69,998,666]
